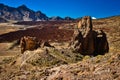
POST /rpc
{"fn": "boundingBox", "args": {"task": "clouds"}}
[92,17,97,19]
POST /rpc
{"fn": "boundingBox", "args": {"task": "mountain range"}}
[0,3,74,21]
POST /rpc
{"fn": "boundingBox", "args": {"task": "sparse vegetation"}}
[0,57,13,64]
[83,55,91,60]
[0,15,120,79]
[26,48,83,68]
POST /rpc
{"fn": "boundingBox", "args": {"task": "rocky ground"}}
[0,16,120,80]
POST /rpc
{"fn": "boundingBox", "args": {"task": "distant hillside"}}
[49,16,75,21]
[0,4,74,21]
[0,17,7,23]
[0,4,48,21]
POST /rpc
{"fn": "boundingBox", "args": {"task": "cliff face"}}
[0,4,48,21]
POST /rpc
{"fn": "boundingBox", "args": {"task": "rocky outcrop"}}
[20,36,54,53]
[20,36,40,53]
[70,16,109,55]
[94,30,109,55]
[78,16,93,37]
[69,29,83,52]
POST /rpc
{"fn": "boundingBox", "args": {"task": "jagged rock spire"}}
[78,16,93,37]
[69,16,109,55]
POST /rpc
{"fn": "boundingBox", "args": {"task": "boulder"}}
[20,36,54,53]
[20,36,40,53]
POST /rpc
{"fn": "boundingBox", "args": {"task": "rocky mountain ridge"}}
[0,3,74,21]
[0,4,47,21]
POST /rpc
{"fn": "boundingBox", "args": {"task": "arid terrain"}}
[0,15,120,80]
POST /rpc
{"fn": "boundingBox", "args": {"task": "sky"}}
[0,0,120,18]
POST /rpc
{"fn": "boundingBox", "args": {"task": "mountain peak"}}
[0,3,7,8]
[17,4,29,10]
[0,3,4,6]
[0,3,74,21]
[18,4,27,8]
[0,3,48,21]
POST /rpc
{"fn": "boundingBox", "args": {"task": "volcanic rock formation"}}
[70,16,109,55]
[94,30,109,55]
[20,36,40,53]
[20,36,54,53]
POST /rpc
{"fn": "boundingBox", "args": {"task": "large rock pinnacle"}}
[70,16,109,55]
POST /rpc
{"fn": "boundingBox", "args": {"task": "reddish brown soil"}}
[0,26,73,42]
[0,20,110,43]
[14,21,76,26]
